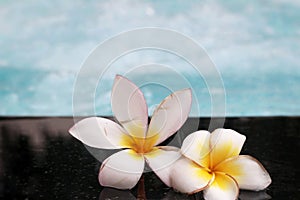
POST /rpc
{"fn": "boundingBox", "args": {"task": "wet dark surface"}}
[0,117,299,199]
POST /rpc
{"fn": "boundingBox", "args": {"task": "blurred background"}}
[0,0,299,116]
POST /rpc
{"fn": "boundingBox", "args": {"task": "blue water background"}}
[0,0,299,116]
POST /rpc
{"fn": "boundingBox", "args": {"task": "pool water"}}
[0,0,299,116]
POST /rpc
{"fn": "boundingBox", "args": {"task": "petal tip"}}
[113,74,133,84]
[68,125,75,135]
[175,88,192,101]
[114,74,125,81]
[258,170,272,191]
[68,125,80,140]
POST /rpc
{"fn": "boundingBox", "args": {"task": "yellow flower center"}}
[121,133,159,154]
[131,134,159,153]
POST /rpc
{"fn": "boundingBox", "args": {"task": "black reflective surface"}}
[0,117,299,199]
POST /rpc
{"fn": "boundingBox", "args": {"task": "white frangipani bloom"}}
[69,75,192,189]
[171,129,271,200]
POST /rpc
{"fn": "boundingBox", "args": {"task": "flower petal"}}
[204,173,239,200]
[69,117,132,149]
[147,88,192,145]
[181,130,211,168]
[99,149,145,189]
[170,157,213,194]
[111,75,148,138]
[144,146,181,187]
[214,155,272,191]
[210,128,246,168]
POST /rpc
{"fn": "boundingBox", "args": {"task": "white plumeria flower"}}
[171,129,271,200]
[69,75,192,189]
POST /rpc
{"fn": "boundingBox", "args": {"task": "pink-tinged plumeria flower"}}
[171,129,271,200]
[69,75,192,189]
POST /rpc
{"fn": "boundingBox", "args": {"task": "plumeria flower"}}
[69,75,192,189]
[171,129,271,200]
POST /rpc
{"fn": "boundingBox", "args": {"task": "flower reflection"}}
[99,188,271,200]
[99,188,136,200]
[239,190,271,200]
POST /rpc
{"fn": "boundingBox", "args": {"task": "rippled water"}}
[0,0,299,116]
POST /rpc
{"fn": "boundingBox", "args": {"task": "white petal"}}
[170,157,213,194]
[181,130,211,168]
[69,117,131,149]
[111,75,148,138]
[210,128,246,168]
[144,146,181,187]
[204,173,239,200]
[99,149,145,189]
[147,88,192,145]
[215,155,272,191]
